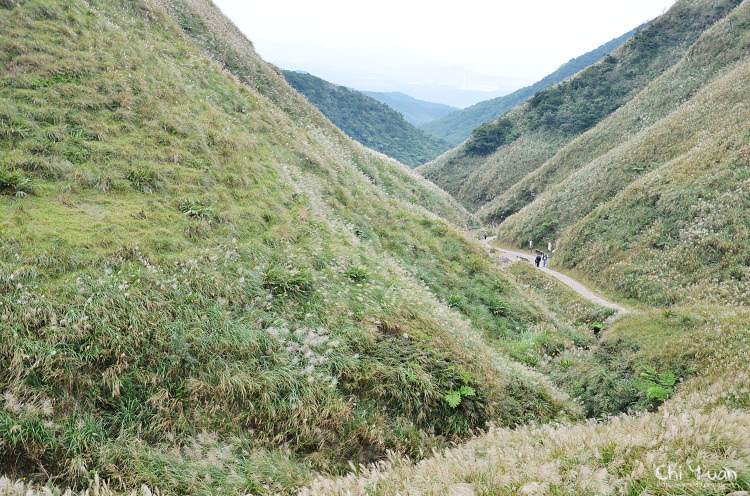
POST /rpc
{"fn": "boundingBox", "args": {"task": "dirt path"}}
[482,237,629,314]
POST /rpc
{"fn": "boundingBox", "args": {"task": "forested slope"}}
[419,26,640,146]
[282,70,452,168]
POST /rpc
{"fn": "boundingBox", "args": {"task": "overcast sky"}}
[213,0,679,106]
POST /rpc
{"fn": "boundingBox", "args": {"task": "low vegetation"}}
[0,0,572,493]
[302,306,750,495]
[3,0,750,494]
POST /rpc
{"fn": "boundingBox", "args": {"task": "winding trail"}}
[482,236,629,314]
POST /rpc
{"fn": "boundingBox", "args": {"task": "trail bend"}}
[483,236,629,314]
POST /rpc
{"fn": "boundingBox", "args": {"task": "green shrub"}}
[344,265,368,282]
[467,255,487,274]
[178,198,213,219]
[486,296,509,317]
[635,366,677,408]
[0,168,41,197]
[547,338,642,417]
[465,118,517,156]
[262,263,312,296]
[445,294,465,309]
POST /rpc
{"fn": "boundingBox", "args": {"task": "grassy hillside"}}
[282,70,452,168]
[305,1,750,489]
[304,305,750,495]
[495,0,750,307]
[419,0,741,210]
[0,0,576,493]
[362,91,458,126]
[419,26,640,146]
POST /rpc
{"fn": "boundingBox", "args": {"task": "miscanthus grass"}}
[300,307,750,495]
[493,3,750,308]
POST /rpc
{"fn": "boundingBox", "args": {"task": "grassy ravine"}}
[497,0,750,307]
[303,305,750,495]
[3,1,749,495]
[0,0,575,493]
[418,0,741,211]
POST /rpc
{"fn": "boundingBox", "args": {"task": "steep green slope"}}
[419,0,741,210]
[496,0,750,307]
[282,70,452,168]
[0,0,571,493]
[419,27,640,146]
[362,91,458,126]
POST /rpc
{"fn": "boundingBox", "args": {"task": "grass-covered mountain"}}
[5,0,750,494]
[0,0,575,493]
[301,2,750,484]
[494,0,750,307]
[419,26,640,146]
[418,0,741,209]
[282,70,452,168]
[361,91,458,126]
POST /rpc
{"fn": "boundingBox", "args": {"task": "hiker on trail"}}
[535,255,541,267]
[542,253,548,267]
[529,239,533,249]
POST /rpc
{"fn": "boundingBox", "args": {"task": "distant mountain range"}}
[282,70,452,168]
[253,40,528,107]
[419,26,642,145]
[362,91,458,126]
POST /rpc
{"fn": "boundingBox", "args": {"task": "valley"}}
[1,0,749,495]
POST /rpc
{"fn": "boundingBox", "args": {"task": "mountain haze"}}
[419,26,641,146]
[362,91,458,126]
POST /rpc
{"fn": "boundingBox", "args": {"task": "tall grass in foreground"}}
[301,307,750,495]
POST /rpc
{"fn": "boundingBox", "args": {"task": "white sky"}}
[214,0,677,78]
[213,0,678,104]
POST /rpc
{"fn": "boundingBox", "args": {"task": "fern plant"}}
[444,385,476,408]
[636,366,677,408]
[179,198,213,219]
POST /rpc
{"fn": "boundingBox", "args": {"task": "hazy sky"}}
[213,0,678,105]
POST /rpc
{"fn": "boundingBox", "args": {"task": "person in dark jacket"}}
[535,255,541,267]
